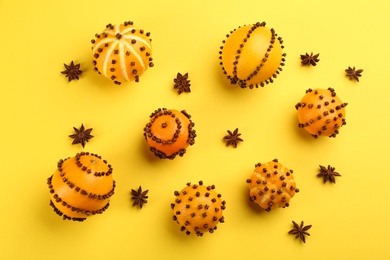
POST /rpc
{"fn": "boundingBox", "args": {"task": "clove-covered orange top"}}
[143,108,196,159]
[171,181,226,236]
[247,159,299,212]
[91,21,153,84]
[295,88,348,138]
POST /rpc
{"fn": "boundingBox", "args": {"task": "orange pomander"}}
[47,152,115,221]
[143,108,196,159]
[295,88,348,138]
[246,159,299,212]
[219,21,286,89]
[171,181,226,236]
[91,21,154,85]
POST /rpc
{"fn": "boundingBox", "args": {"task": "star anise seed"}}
[61,61,83,82]
[345,66,363,82]
[131,186,149,209]
[317,165,341,184]
[288,221,312,243]
[69,124,93,148]
[300,52,320,66]
[173,72,191,94]
[223,128,243,148]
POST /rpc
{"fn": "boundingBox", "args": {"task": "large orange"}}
[47,152,115,221]
[220,22,286,89]
[144,108,196,159]
[91,21,153,85]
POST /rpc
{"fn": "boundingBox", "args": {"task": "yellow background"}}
[1,0,389,259]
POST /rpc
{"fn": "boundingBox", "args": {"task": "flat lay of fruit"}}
[1,1,389,260]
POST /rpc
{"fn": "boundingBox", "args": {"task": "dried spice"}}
[223,128,243,148]
[131,186,149,209]
[300,52,320,66]
[174,73,191,94]
[345,66,363,82]
[69,124,94,148]
[317,165,341,184]
[288,221,312,243]
[61,61,83,82]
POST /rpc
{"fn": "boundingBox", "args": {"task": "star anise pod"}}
[317,165,341,184]
[69,124,93,148]
[173,72,191,94]
[131,186,149,209]
[300,52,320,66]
[61,61,83,82]
[223,128,243,148]
[288,221,312,243]
[345,66,363,82]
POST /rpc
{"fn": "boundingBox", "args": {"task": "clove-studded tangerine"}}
[171,181,226,236]
[295,88,348,138]
[219,21,286,89]
[246,159,299,212]
[143,108,196,159]
[91,21,154,85]
[47,152,115,221]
